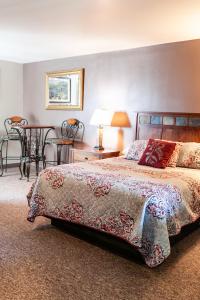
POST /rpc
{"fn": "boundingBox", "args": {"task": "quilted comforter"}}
[27,157,200,267]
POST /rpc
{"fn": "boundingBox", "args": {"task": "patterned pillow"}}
[125,140,148,160]
[177,142,200,169]
[138,139,176,168]
[167,143,182,167]
[154,139,182,167]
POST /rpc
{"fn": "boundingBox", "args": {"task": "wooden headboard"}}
[135,112,200,142]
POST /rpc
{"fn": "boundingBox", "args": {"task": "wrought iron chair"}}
[44,119,85,165]
[0,116,28,175]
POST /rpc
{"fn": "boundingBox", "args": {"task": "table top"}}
[72,142,120,154]
[21,125,55,129]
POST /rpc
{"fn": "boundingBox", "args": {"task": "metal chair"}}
[0,116,28,175]
[44,119,85,165]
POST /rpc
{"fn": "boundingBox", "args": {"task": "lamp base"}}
[94,145,104,151]
[94,125,104,151]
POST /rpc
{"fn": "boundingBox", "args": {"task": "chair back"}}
[61,119,84,142]
[4,116,28,138]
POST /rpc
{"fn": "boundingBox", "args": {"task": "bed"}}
[27,112,200,267]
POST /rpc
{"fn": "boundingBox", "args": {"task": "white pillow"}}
[177,142,200,169]
[125,140,148,160]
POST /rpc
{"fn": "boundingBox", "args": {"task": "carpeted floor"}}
[0,168,200,300]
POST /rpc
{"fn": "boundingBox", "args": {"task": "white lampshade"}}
[90,109,113,126]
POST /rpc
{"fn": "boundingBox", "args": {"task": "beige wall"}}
[0,60,23,160]
[23,39,200,152]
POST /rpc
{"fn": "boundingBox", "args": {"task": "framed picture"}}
[45,68,84,110]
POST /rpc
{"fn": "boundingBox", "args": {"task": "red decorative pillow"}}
[138,139,176,168]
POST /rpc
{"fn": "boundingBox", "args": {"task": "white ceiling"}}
[0,0,200,63]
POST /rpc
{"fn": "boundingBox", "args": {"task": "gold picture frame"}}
[45,68,84,110]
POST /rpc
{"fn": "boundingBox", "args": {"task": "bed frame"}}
[135,112,200,142]
[51,111,200,264]
[51,217,199,262]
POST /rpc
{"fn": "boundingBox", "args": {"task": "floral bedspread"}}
[27,157,200,267]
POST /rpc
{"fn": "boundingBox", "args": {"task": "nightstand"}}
[69,145,120,163]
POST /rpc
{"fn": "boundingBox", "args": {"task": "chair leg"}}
[23,162,27,177]
[5,140,8,172]
[0,150,3,176]
[19,160,23,180]
[42,143,47,169]
[57,145,62,165]
[0,139,4,176]
[42,155,46,169]
[35,159,39,176]
[27,162,31,182]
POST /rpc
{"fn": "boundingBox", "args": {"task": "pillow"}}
[122,146,131,156]
[154,139,182,167]
[125,140,148,160]
[167,143,182,167]
[177,142,200,169]
[138,139,176,168]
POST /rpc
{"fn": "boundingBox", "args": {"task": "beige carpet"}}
[0,168,200,300]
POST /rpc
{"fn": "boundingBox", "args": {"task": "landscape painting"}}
[48,76,71,104]
[46,69,84,110]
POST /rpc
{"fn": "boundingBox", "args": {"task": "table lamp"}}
[90,109,113,150]
[111,111,131,152]
[111,112,131,128]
